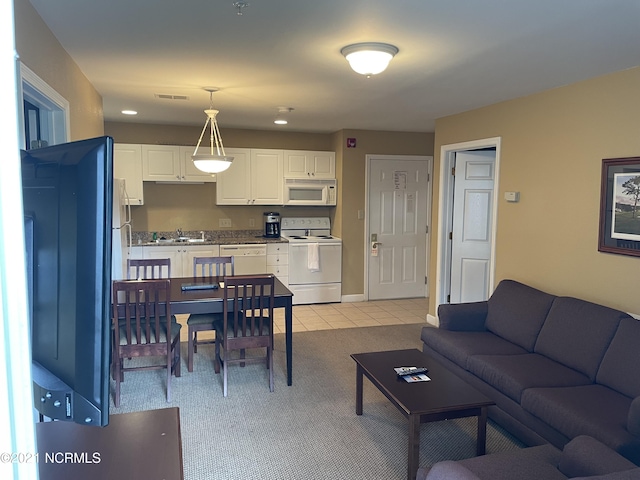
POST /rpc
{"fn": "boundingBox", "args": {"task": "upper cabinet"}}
[216,148,284,205]
[114,144,144,205]
[284,150,335,179]
[141,145,216,183]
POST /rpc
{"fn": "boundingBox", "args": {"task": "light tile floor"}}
[177,297,429,342]
[272,297,429,333]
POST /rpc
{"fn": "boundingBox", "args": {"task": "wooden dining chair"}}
[186,256,235,372]
[111,279,181,407]
[127,258,171,280]
[214,274,275,397]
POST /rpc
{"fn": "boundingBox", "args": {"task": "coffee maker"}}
[263,212,280,238]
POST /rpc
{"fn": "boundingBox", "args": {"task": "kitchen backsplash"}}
[132,229,265,245]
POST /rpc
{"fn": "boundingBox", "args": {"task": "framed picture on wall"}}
[599,156,640,257]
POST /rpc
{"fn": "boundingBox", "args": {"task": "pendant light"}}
[192,88,234,174]
[341,42,398,77]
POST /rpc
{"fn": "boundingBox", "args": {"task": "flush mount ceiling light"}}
[274,107,293,125]
[340,42,399,77]
[192,88,234,174]
[121,109,137,115]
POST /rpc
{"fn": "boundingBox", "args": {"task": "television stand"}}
[36,407,183,480]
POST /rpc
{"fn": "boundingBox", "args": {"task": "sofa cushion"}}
[421,461,481,480]
[597,318,640,399]
[521,385,634,453]
[571,469,640,480]
[534,297,626,381]
[454,443,565,480]
[558,435,638,478]
[467,353,591,402]
[485,280,555,351]
[421,328,528,370]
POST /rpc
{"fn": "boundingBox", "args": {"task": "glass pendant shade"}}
[192,94,234,174]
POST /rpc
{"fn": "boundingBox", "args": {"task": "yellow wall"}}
[14,0,103,140]
[429,67,640,315]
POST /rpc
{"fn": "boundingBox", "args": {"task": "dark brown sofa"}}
[421,280,640,465]
[417,435,640,480]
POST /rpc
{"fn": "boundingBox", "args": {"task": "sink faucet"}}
[176,228,183,237]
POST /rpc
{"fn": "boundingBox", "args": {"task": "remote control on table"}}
[394,366,429,376]
[181,283,218,291]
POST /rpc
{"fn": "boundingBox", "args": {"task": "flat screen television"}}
[21,136,114,427]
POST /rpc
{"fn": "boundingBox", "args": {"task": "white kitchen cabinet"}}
[141,145,181,181]
[284,150,335,179]
[141,145,216,183]
[216,148,283,205]
[267,243,288,286]
[144,244,220,277]
[130,246,145,260]
[114,144,144,205]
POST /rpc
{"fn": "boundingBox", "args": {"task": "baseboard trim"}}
[341,294,366,303]
[427,314,438,326]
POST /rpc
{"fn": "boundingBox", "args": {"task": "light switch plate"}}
[504,191,520,202]
[219,218,232,227]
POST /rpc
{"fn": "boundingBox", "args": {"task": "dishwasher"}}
[219,244,267,275]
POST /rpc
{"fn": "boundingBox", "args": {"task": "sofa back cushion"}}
[534,297,626,381]
[485,280,555,351]
[597,317,640,399]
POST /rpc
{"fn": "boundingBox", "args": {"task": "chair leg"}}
[114,355,121,407]
[174,337,181,378]
[187,326,195,372]
[214,336,221,374]
[268,345,274,392]
[166,350,172,403]
[223,347,229,397]
[193,331,198,353]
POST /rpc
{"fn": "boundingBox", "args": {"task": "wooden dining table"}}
[168,276,295,386]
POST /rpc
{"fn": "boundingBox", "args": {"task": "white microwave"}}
[283,178,337,206]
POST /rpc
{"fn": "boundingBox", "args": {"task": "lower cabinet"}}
[142,244,220,278]
[267,243,288,286]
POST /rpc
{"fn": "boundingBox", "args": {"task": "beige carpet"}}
[110,323,523,479]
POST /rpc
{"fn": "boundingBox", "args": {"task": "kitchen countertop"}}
[133,230,287,247]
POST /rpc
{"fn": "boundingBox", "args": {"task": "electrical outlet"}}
[248,218,255,227]
[219,218,232,227]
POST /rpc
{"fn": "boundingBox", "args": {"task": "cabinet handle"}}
[176,175,180,179]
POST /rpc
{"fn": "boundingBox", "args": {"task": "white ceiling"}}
[29,0,640,134]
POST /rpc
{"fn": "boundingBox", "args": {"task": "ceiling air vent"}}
[154,94,189,101]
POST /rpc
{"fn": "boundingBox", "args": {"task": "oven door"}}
[288,242,342,284]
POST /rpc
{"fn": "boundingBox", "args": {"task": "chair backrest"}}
[127,258,171,280]
[193,256,235,277]
[223,274,275,339]
[112,279,172,348]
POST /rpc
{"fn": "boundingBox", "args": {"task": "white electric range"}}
[280,217,342,305]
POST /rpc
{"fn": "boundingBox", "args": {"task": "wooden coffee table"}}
[351,349,494,480]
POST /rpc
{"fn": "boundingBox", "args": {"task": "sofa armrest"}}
[421,461,481,480]
[437,301,488,331]
[558,435,638,478]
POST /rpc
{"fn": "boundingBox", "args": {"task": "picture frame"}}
[599,156,640,257]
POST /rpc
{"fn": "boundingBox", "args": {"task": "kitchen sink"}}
[187,238,205,243]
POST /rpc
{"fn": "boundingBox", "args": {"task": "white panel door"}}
[368,157,429,299]
[449,150,495,303]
